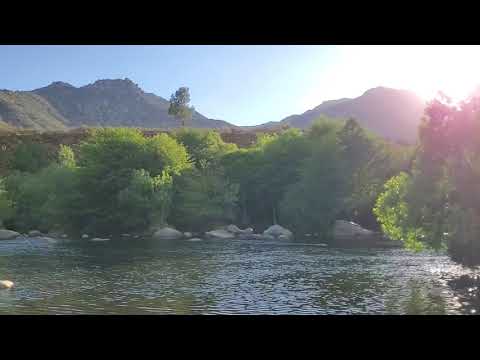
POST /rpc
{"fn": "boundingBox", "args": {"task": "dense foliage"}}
[374,95,480,266]
[0,121,408,249]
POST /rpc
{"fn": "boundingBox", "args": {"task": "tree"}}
[168,87,195,127]
[9,142,52,173]
[169,165,238,232]
[280,127,346,238]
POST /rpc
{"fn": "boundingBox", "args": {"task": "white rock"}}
[0,229,21,241]
[225,224,242,234]
[0,280,14,289]
[205,229,236,240]
[90,237,110,242]
[263,224,293,240]
[153,227,184,240]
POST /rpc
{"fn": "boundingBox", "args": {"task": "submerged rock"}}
[90,237,110,242]
[0,280,14,289]
[263,224,293,240]
[28,230,43,237]
[205,229,235,240]
[0,229,21,241]
[153,227,184,240]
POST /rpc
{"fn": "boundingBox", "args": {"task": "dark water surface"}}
[0,237,471,314]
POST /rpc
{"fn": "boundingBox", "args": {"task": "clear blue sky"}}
[1,45,478,125]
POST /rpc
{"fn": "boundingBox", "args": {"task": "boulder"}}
[0,280,14,289]
[153,227,184,240]
[225,224,254,235]
[184,232,193,238]
[263,224,293,240]
[81,234,89,239]
[334,220,375,238]
[0,229,21,241]
[225,224,242,234]
[332,220,400,248]
[121,233,131,237]
[28,230,43,237]
[205,229,236,240]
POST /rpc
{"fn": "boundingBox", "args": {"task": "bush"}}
[9,142,52,173]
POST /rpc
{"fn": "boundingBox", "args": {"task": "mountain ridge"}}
[1,79,426,142]
[253,87,426,142]
[0,78,235,131]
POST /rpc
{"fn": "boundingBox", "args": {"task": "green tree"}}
[9,142,52,173]
[168,87,195,127]
[170,165,238,232]
[280,122,346,237]
[174,128,237,169]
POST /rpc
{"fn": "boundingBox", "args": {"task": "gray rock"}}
[0,229,21,241]
[263,224,293,240]
[0,280,14,289]
[121,233,131,237]
[153,227,184,240]
[28,230,43,237]
[40,237,59,244]
[333,220,374,238]
[187,237,203,242]
[61,234,68,239]
[243,227,254,234]
[225,224,242,234]
[81,234,89,239]
[90,237,110,242]
[205,229,236,240]
[184,232,193,238]
[332,220,400,248]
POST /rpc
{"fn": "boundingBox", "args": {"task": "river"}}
[0,236,472,314]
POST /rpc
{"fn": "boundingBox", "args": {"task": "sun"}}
[329,46,480,104]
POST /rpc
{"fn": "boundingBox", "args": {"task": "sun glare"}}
[313,46,480,106]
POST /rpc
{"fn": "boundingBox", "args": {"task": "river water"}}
[0,236,472,314]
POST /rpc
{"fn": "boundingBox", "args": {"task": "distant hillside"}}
[0,90,68,130]
[0,79,235,131]
[1,81,427,142]
[257,87,426,143]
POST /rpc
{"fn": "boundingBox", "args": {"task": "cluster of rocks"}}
[0,228,70,242]
[152,224,294,242]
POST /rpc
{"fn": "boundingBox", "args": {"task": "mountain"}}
[259,87,426,143]
[0,79,235,131]
[1,81,427,143]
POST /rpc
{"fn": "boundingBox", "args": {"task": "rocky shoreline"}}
[0,220,401,248]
